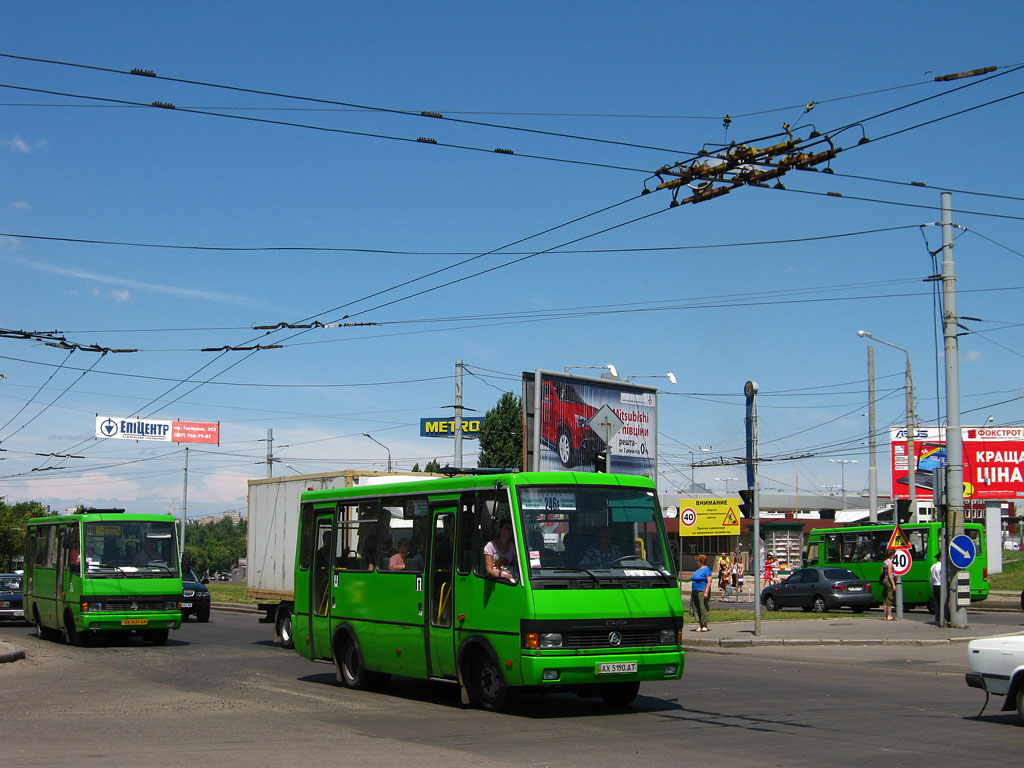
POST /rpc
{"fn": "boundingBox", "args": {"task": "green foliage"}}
[411,462,421,472]
[183,516,247,577]
[424,458,441,473]
[0,500,49,571]
[990,549,1024,590]
[477,392,522,470]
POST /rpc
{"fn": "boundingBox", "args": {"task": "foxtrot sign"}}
[96,416,220,445]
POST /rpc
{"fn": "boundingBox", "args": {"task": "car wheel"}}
[1017,687,1024,725]
[557,428,575,467]
[812,596,827,613]
[852,606,867,614]
[197,605,210,623]
[600,681,640,707]
[473,652,511,712]
[276,605,294,649]
[764,595,778,611]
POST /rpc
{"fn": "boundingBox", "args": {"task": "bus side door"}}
[427,507,457,679]
[309,513,334,660]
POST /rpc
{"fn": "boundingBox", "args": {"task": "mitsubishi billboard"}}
[522,370,657,477]
[890,425,1024,500]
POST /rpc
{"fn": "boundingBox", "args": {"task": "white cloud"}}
[966,350,982,362]
[13,200,30,210]
[3,135,31,152]
[0,236,19,250]
[111,289,132,302]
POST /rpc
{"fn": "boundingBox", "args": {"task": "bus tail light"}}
[983,568,987,580]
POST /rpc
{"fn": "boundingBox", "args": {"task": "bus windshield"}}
[83,521,179,577]
[517,485,673,584]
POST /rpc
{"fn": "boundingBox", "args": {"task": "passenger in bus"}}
[580,527,623,569]
[484,520,518,583]
[388,539,410,571]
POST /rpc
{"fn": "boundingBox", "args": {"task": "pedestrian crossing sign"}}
[888,525,911,550]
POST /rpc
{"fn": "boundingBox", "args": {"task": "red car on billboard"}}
[540,379,605,467]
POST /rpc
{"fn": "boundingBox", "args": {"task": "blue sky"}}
[2,2,1024,517]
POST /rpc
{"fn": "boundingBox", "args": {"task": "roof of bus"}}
[806,521,985,536]
[26,512,178,525]
[300,470,655,503]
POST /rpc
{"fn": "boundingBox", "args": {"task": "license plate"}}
[12,610,24,616]
[597,662,637,674]
[181,602,192,608]
[848,586,863,592]
[121,618,148,626]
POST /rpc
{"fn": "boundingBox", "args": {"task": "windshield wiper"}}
[540,567,600,584]
[87,564,126,578]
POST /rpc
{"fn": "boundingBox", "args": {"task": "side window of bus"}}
[379,498,428,573]
[298,506,314,571]
[908,530,927,561]
[806,543,820,565]
[456,494,478,576]
[44,525,58,569]
[826,534,841,563]
[335,503,378,571]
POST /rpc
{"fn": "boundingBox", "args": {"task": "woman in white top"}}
[484,520,518,583]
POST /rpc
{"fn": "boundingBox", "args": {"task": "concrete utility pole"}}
[266,428,274,478]
[180,447,189,556]
[744,381,761,637]
[454,359,464,468]
[867,346,878,522]
[942,191,968,627]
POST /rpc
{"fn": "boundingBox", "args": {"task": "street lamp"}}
[625,372,677,385]
[361,432,392,472]
[857,331,916,523]
[716,476,738,493]
[564,364,618,378]
[829,459,858,512]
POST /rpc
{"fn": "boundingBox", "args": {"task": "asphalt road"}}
[2,611,1022,767]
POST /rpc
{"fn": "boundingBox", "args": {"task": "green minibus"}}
[293,471,685,711]
[24,509,183,645]
[804,522,989,610]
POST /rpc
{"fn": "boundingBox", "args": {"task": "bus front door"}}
[309,514,334,660]
[427,509,457,679]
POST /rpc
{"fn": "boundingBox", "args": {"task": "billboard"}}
[522,370,657,477]
[419,417,481,439]
[96,416,220,445]
[890,426,1024,500]
[677,498,742,537]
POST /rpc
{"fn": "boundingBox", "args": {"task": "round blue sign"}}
[948,534,976,569]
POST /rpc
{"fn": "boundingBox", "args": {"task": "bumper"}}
[965,671,988,691]
[828,593,874,610]
[0,608,25,620]
[519,647,685,687]
[180,596,210,613]
[76,612,182,632]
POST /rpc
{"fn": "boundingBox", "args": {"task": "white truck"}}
[247,470,434,648]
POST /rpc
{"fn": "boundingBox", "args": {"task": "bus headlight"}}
[660,629,676,644]
[539,633,563,648]
[543,669,560,680]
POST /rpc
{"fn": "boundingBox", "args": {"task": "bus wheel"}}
[34,608,60,642]
[600,681,640,707]
[276,606,294,649]
[812,596,827,613]
[64,611,87,647]
[337,635,389,690]
[472,653,510,712]
[144,629,169,645]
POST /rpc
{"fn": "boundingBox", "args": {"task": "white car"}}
[966,634,1024,722]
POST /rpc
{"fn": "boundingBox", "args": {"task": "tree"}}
[183,516,247,576]
[424,458,441,473]
[477,392,522,470]
[0,500,49,571]
[411,462,421,473]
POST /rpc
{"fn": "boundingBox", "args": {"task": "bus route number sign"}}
[681,508,697,528]
[892,549,913,577]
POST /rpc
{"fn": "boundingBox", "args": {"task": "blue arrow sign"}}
[948,534,976,569]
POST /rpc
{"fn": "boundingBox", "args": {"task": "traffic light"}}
[738,488,753,518]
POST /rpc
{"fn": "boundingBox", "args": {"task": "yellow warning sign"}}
[888,525,911,550]
[678,498,742,537]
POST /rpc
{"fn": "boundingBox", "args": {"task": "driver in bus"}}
[133,539,164,566]
[580,526,623,569]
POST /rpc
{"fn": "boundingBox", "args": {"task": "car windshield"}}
[823,568,860,581]
[184,568,201,583]
[517,484,674,587]
[1,576,22,591]
[84,521,179,577]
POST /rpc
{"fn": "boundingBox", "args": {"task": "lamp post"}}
[624,372,677,385]
[716,476,738,493]
[857,331,917,524]
[564,363,618,378]
[361,432,392,472]
[829,459,858,512]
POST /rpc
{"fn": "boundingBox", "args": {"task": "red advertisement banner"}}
[172,421,220,445]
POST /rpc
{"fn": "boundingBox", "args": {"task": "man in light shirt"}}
[930,553,943,626]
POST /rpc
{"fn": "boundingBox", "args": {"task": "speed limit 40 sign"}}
[681,508,697,528]
[891,549,913,577]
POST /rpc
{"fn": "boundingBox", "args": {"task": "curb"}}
[211,602,260,614]
[0,640,26,663]
[683,635,980,649]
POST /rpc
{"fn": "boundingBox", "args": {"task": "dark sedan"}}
[761,567,873,613]
[0,573,28,624]
[181,567,211,622]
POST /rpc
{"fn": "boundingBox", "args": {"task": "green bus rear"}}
[24,510,183,645]
[804,522,989,608]
[293,471,685,710]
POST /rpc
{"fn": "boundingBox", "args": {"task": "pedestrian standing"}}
[731,555,743,598]
[717,552,731,598]
[881,548,897,621]
[690,554,712,632]
[930,552,943,625]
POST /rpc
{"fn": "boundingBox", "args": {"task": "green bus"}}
[293,471,685,711]
[804,522,989,610]
[24,509,183,645]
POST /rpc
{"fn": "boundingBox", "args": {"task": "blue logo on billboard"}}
[100,417,118,437]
